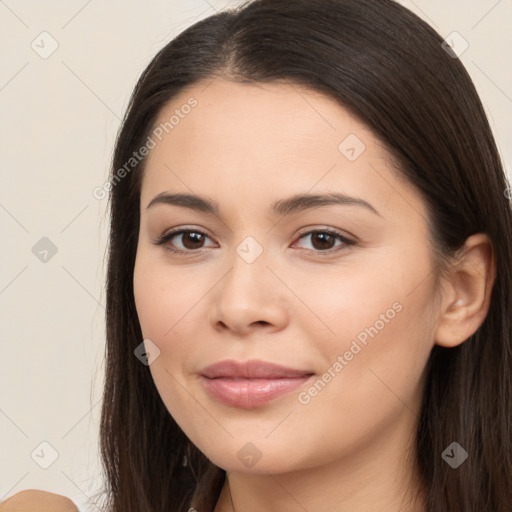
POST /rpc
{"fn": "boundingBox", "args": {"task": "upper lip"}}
[200,359,314,379]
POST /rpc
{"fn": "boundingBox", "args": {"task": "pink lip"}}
[199,359,314,408]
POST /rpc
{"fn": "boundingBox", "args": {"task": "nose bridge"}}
[211,235,287,332]
[225,234,270,299]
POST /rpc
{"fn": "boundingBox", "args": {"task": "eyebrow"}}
[146,192,382,217]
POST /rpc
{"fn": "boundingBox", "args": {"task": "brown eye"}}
[153,228,216,253]
[295,229,356,253]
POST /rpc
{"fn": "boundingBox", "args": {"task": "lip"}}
[199,359,314,408]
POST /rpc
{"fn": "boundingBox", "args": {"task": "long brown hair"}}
[91,1,512,510]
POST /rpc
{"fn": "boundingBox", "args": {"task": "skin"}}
[0,490,79,511]
[133,78,496,512]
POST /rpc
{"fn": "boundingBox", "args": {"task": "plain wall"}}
[0,0,510,510]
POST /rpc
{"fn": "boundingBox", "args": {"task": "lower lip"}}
[200,375,313,408]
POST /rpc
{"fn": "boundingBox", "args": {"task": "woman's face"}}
[133,78,440,475]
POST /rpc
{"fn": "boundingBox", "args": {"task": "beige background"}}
[0,0,510,510]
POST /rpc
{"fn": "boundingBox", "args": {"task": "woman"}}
[28,0,512,510]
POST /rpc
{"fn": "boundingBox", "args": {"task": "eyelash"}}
[152,227,357,256]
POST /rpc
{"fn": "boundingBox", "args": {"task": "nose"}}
[209,244,289,336]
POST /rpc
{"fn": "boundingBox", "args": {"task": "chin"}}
[198,442,310,476]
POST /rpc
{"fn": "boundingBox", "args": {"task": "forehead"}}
[146,78,379,164]
[140,78,425,223]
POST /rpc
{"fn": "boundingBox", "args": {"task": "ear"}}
[434,233,497,348]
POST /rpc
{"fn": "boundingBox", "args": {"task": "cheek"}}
[293,249,435,400]
[287,274,434,464]
[133,257,206,429]
[285,257,405,352]
[133,253,205,347]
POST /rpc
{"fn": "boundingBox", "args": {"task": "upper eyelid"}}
[295,226,353,238]
[160,226,353,240]
[161,226,216,242]
[158,226,355,250]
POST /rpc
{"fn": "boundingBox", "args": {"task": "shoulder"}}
[0,489,79,511]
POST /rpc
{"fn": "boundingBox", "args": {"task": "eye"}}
[152,227,356,255]
[292,229,356,253]
[152,228,216,253]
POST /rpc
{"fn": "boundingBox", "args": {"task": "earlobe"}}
[433,233,496,348]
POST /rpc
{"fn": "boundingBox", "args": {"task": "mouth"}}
[199,359,315,409]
